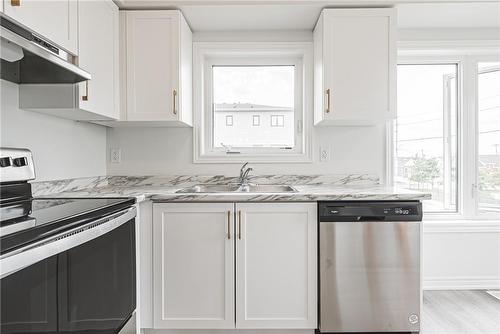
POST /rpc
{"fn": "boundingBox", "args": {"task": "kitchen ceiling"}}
[114,1,500,31]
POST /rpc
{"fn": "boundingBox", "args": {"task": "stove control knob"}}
[13,157,28,167]
[0,157,12,167]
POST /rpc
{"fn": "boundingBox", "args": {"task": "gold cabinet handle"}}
[11,0,20,6]
[325,88,331,113]
[82,81,89,101]
[238,210,242,240]
[227,210,231,240]
[172,89,177,115]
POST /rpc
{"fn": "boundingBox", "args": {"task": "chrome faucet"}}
[238,162,253,186]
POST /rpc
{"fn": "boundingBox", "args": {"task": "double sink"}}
[176,184,297,193]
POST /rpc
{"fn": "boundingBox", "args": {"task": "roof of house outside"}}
[214,103,293,112]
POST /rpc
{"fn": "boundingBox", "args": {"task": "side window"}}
[395,64,458,212]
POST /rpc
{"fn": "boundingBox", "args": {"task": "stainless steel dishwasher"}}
[318,201,422,333]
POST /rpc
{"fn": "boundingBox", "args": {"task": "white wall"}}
[0,80,107,181]
[423,222,500,290]
[106,125,386,177]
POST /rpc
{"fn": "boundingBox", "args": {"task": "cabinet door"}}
[153,203,235,329]
[126,11,179,121]
[315,9,396,125]
[235,202,317,329]
[78,0,119,120]
[3,0,78,55]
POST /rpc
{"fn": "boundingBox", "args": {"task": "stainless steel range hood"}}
[0,15,90,84]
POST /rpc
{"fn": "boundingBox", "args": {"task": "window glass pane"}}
[396,64,458,212]
[212,66,294,148]
[477,62,500,214]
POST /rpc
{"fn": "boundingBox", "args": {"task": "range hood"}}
[0,16,90,84]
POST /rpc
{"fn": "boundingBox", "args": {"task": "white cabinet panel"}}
[78,0,119,119]
[18,0,119,121]
[124,10,192,126]
[153,203,235,329]
[235,203,317,329]
[314,9,396,126]
[3,0,78,54]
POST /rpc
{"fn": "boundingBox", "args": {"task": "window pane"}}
[212,66,294,148]
[396,64,458,212]
[477,62,500,214]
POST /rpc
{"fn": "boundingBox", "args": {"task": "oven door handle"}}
[0,206,137,279]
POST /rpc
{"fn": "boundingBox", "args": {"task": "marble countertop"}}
[34,175,431,202]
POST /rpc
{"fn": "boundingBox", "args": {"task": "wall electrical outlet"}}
[320,146,330,162]
[110,148,121,163]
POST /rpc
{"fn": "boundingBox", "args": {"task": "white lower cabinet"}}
[153,203,235,329]
[152,202,317,330]
[236,203,317,329]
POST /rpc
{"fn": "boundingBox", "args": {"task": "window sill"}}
[193,152,313,164]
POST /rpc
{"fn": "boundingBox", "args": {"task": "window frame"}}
[390,50,500,220]
[193,42,313,163]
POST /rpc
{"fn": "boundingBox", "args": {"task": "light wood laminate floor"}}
[422,290,500,334]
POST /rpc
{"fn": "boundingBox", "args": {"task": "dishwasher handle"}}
[356,216,386,221]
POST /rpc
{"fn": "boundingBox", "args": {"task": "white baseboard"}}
[424,276,500,290]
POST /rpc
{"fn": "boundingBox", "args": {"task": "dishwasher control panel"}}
[319,201,422,222]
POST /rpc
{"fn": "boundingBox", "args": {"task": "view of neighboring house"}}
[213,103,294,148]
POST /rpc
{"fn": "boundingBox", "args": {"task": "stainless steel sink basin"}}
[175,184,240,193]
[237,184,297,193]
[175,184,297,193]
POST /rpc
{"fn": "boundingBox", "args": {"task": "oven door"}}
[1,207,136,334]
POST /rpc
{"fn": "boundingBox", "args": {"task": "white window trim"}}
[390,42,500,221]
[193,42,313,163]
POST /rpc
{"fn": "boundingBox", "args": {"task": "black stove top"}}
[0,197,135,255]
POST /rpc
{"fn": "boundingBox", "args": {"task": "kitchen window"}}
[193,42,312,163]
[393,54,500,219]
[213,66,294,148]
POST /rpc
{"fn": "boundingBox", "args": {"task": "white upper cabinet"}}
[235,203,317,329]
[152,203,235,329]
[122,10,192,126]
[2,0,78,55]
[77,0,119,120]
[314,8,397,126]
[18,0,119,121]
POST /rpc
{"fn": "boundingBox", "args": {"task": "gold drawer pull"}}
[238,210,242,240]
[227,210,231,240]
[325,88,331,113]
[172,89,177,115]
[11,0,20,6]
[82,81,89,101]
